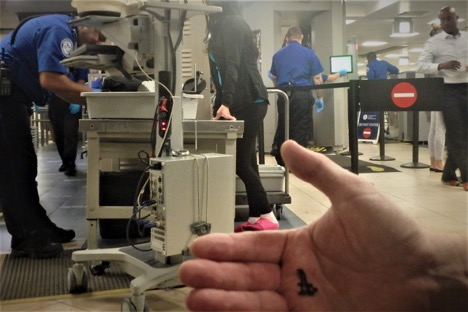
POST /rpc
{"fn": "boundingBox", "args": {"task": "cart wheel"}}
[274,204,283,220]
[67,264,88,294]
[121,297,149,312]
[90,261,109,276]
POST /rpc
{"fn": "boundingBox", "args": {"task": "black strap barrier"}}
[261,77,444,174]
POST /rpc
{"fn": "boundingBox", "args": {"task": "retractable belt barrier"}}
[263,77,444,174]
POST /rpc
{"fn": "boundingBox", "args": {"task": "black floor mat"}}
[326,155,400,173]
[0,249,132,301]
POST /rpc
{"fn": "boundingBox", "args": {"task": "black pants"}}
[272,90,314,165]
[442,83,467,183]
[231,102,271,217]
[0,86,54,248]
[48,94,80,168]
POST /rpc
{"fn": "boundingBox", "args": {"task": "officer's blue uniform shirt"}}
[270,41,324,87]
[70,68,89,83]
[366,59,399,80]
[0,14,76,105]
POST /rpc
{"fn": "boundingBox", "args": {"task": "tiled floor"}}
[0,140,467,311]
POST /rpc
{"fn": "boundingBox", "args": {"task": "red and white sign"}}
[362,127,372,139]
[391,82,418,108]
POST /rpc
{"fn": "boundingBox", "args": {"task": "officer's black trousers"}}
[48,95,80,169]
[0,86,52,248]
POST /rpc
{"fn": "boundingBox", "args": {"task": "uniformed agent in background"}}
[48,67,89,177]
[366,51,400,80]
[269,25,324,167]
[0,14,106,258]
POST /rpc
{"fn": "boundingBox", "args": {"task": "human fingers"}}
[179,259,281,291]
[188,231,289,262]
[280,140,370,204]
[185,289,288,312]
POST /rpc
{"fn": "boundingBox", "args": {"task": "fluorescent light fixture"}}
[390,32,419,38]
[409,48,424,53]
[361,41,387,47]
[346,19,356,25]
[385,53,405,58]
[391,17,419,37]
[398,57,409,66]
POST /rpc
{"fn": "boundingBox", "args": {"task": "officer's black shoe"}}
[44,226,76,243]
[270,148,278,157]
[64,165,77,177]
[58,164,67,172]
[11,242,63,259]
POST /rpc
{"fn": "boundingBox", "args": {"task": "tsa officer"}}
[0,14,105,258]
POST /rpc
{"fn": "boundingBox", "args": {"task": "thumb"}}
[280,140,370,204]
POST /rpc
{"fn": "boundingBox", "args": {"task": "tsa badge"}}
[61,38,73,58]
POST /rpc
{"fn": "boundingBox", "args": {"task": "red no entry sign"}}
[391,82,418,108]
[362,127,372,139]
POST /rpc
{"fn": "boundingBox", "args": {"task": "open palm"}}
[179,140,464,311]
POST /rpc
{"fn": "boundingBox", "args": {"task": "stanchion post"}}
[348,80,359,174]
[401,111,429,168]
[369,110,395,161]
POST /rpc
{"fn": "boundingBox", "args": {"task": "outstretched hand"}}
[179,140,467,311]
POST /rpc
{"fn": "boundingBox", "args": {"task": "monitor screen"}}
[330,55,353,74]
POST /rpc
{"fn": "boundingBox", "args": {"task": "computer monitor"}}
[330,55,353,74]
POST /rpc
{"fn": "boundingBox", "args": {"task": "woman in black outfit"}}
[205,0,278,231]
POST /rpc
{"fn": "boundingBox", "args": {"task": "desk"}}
[79,119,244,248]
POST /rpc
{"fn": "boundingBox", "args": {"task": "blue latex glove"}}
[91,78,103,89]
[92,88,101,92]
[339,69,348,77]
[68,103,81,115]
[315,98,324,113]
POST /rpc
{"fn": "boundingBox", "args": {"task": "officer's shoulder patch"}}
[61,38,73,57]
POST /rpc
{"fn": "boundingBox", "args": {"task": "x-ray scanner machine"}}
[63,1,237,311]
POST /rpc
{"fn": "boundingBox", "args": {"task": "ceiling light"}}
[346,19,356,25]
[409,48,425,53]
[398,57,409,66]
[385,53,405,58]
[391,17,419,38]
[361,41,387,47]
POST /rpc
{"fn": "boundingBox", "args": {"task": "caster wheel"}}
[90,261,109,276]
[121,297,149,312]
[273,204,283,220]
[67,264,88,294]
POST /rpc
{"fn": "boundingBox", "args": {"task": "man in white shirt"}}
[416,6,468,191]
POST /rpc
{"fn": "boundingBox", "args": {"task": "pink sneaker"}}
[234,222,250,233]
[242,218,279,231]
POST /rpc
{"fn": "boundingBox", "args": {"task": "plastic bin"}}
[82,92,202,119]
[236,164,285,193]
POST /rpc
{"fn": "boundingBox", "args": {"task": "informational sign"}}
[357,111,380,144]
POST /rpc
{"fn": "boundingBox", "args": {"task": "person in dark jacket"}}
[205,0,278,232]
